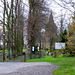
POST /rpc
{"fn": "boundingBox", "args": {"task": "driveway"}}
[0,62,59,75]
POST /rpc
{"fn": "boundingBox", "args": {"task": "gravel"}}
[0,62,59,75]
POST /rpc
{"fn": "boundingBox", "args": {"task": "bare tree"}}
[0,0,26,59]
[27,0,49,55]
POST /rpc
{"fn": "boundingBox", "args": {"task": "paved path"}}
[0,62,59,75]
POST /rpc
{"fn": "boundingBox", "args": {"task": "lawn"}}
[26,55,75,75]
[0,50,7,53]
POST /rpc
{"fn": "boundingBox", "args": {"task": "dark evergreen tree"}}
[61,29,68,42]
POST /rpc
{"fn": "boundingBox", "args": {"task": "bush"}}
[61,46,75,57]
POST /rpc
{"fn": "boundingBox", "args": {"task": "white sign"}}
[32,46,35,51]
[37,47,39,50]
[55,42,65,49]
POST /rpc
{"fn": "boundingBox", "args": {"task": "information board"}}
[55,42,65,49]
[32,46,35,51]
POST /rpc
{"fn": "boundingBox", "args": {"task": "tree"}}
[0,30,2,50]
[45,12,57,51]
[3,0,6,61]
[66,12,75,56]
[61,29,68,42]
[0,0,25,59]
[27,0,48,54]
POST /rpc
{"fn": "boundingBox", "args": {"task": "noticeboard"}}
[32,46,35,51]
[31,46,40,53]
[55,42,65,49]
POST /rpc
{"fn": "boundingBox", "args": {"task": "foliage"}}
[26,55,75,75]
[66,15,75,56]
[61,29,68,42]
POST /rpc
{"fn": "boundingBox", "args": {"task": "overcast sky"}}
[48,0,75,29]
[0,0,75,29]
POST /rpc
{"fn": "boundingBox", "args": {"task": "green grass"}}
[25,49,28,51]
[41,49,46,52]
[0,50,7,53]
[26,55,75,75]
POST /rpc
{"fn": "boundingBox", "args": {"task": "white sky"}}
[48,0,75,29]
[0,0,75,29]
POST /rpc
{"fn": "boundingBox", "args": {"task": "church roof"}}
[46,12,57,32]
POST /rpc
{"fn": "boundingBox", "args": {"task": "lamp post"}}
[3,33,5,62]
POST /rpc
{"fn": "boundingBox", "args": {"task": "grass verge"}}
[26,55,75,75]
[0,50,7,53]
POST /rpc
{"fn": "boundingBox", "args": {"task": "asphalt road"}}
[0,62,59,75]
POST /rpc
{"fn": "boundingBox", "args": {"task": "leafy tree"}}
[61,29,68,43]
[66,12,75,56]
